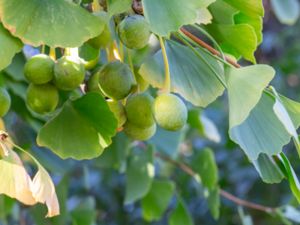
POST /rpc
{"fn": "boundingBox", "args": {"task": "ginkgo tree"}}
[0,0,300,224]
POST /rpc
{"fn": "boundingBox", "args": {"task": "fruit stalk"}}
[127,49,137,84]
[92,0,102,12]
[159,36,171,93]
[41,45,46,54]
[49,48,56,60]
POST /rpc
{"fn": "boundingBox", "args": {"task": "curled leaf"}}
[31,165,60,217]
[0,136,60,217]
[0,148,36,205]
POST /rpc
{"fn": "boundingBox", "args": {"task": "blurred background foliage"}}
[1,1,300,225]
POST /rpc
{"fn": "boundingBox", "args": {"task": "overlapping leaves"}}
[0,136,59,217]
[206,0,264,62]
[140,40,225,107]
[37,93,118,160]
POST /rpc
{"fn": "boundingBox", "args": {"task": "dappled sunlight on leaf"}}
[226,65,275,128]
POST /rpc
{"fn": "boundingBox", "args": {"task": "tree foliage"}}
[0,0,300,224]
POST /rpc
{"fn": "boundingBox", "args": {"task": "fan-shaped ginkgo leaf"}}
[31,165,60,217]
[0,0,104,47]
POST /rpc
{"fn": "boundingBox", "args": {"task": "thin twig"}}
[180,28,241,68]
[155,152,277,213]
[219,190,275,213]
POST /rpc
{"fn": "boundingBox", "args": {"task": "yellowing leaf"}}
[0,137,60,218]
[0,149,36,205]
[31,166,60,217]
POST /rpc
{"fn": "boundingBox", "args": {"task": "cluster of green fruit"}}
[90,60,188,141]
[18,12,188,141]
[86,13,188,140]
[24,54,85,114]
[124,92,188,140]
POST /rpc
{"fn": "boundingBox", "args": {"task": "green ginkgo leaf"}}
[125,146,154,204]
[140,40,225,107]
[230,92,291,160]
[37,93,118,160]
[226,65,275,128]
[142,0,215,36]
[252,154,284,184]
[0,0,104,47]
[141,180,175,221]
[0,24,23,71]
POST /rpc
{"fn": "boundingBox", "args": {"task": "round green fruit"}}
[107,100,127,128]
[125,93,154,128]
[79,43,100,70]
[124,122,156,141]
[24,54,54,84]
[118,15,151,49]
[98,61,136,100]
[54,56,85,91]
[86,72,102,94]
[26,83,59,114]
[0,88,11,117]
[88,11,111,49]
[153,93,187,131]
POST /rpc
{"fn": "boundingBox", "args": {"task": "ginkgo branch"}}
[180,28,241,68]
[156,152,277,214]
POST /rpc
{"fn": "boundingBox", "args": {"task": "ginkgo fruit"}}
[118,15,151,49]
[107,100,127,128]
[124,122,156,141]
[153,93,188,131]
[86,71,103,94]
[26,83,59,114]
[98,61,136,100]
[125,93,154,128]
[24,54,55,84]
[88,11,111,49]
[54,56,85,91]
[0,88,11,117]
